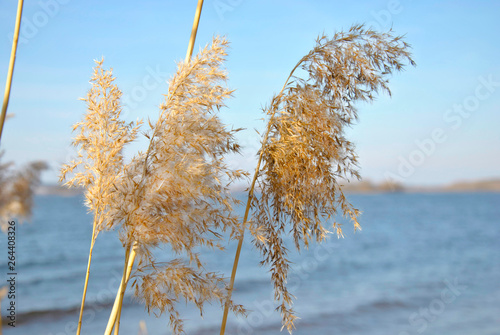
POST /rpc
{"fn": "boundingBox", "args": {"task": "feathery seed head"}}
[104,37,246,333]
[60,59,141,233]
[0,154,47,231]
[251,25,415,332]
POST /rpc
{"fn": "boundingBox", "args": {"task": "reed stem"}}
[114,244,131,335]
[0,0,24,144]
[219,60,303,335]
[104,2,205,333]
[76,213,99,335]
[185,0,204,62]
[104,242,137,335]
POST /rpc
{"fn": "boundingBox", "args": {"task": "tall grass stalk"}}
[0,0,24,143]
[76,213,96,335]
[106,2,206,333]
[100,36,243,335]
[112,242,138,335]
[60,61,140,335]
[63,36,245,334]
[220,25,415,334]
[219,59,298,335]
[185,0,204,62]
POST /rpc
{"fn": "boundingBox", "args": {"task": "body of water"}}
[1,192,499,334]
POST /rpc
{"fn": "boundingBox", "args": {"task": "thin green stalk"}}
[0,0,24,144]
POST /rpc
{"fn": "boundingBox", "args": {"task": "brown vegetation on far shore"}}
[41,177,500,196]
[341,178,500,193]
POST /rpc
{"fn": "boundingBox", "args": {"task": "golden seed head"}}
[251,25,414,332]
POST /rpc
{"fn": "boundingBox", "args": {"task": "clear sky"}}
[1,0,499,186]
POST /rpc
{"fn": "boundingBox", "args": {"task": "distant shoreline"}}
[35,185,84,196]
[340,178,500,194]
[36,178,500,196]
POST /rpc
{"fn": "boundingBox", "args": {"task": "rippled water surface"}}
[2,192,499,334]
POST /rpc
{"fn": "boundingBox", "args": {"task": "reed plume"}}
[221,25,415,333]
[0,153,47,231]
[60,59,141,230]
[62,37,245,334]
[59,59,141,335]
[0,155,45,335]
[106,36,246,334]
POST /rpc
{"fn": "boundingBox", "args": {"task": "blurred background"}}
[0,0,499,334]
[1,0,500,186]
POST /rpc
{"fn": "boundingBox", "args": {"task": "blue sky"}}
[1,0,499,186]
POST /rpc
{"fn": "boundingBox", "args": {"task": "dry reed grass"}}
[222,25,415,333]
[61,23,414,334]
[61,37,246,334]
[114,36,246,333]
[0,153,47,231]
[60,59,141,335]
[60,59,141,233]
[0,155,45,334]
[0,113,45,333]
